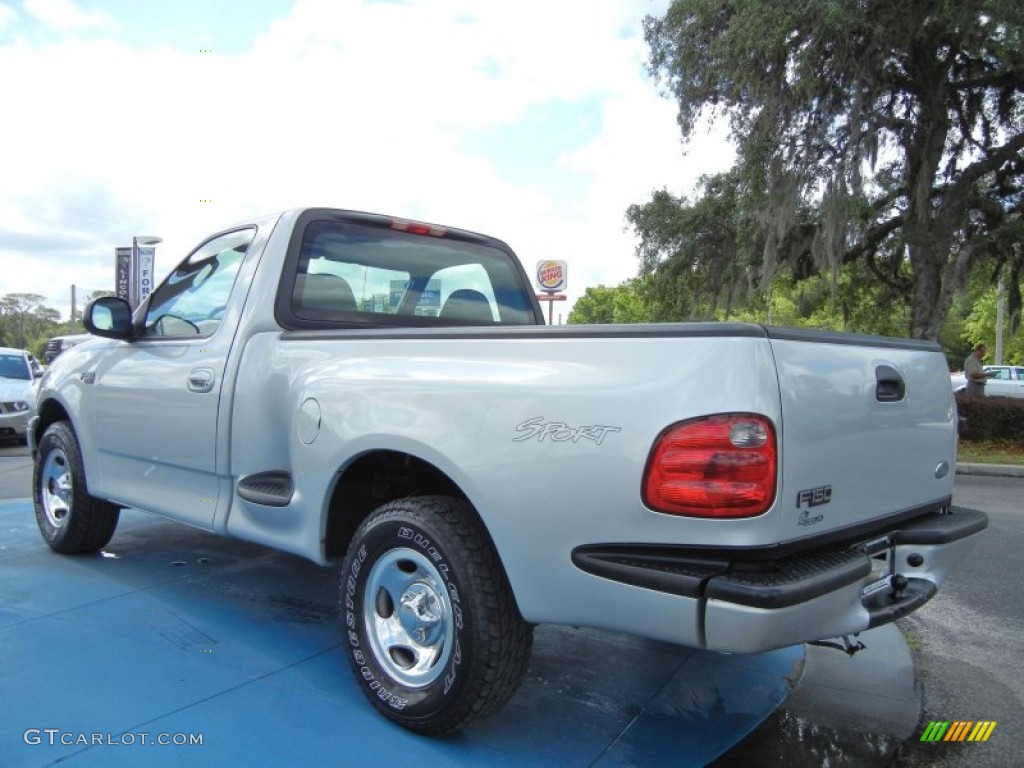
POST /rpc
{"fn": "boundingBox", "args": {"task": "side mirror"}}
[84,297,134,339]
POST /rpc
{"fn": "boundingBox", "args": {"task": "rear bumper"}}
[573,506,988,653]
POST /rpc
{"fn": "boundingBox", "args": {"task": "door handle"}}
[875,364,906,402]
[187,367,215,393]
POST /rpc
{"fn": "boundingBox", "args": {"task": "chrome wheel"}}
[41,447,73,529]
[363,547,454,689]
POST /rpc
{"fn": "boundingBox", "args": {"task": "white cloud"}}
[23,0,114,34]
[0,0,733,322]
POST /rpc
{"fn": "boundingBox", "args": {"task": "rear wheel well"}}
[324,451,467,561]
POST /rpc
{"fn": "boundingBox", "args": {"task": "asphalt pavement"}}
[717,464,1022,766]
[895,473,1024,768]
[0,449,31,499]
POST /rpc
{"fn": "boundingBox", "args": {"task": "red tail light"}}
[643,414,777,518]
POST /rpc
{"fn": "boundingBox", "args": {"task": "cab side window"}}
[143,229,255,338]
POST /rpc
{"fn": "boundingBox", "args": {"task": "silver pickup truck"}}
[30,207,987,734]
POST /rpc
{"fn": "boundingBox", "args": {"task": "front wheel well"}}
[34,399,72,447]
[324,451,467,561]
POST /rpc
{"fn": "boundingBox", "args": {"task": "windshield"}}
[0,354,31,380]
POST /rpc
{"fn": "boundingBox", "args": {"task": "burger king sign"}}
[536,260,568,293]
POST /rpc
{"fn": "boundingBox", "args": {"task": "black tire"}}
[33,422,120,554]
[340,495,533,735]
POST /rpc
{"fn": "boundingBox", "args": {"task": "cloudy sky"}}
[0,0,734,322]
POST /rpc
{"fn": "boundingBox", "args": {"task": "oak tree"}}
[641,0,1024,338]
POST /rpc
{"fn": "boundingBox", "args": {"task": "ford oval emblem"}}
[934,461,950,479]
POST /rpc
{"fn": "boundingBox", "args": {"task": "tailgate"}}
[768,329,956,545]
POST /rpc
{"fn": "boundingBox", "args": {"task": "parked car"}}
[0,347,41,444]
[42,333,93,364]
[950,365,1024,398]
[31,207,987,734]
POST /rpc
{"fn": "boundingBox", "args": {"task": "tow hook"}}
[809,634,867,657]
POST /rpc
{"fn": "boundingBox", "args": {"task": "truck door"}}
[88,228,256,529]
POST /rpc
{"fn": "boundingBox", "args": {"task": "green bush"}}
[955,393,1024,442]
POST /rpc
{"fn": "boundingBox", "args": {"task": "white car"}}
[950,365,1024,398]
[0,347,41,443]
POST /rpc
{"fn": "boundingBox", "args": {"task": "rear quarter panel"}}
[226,327,786,644]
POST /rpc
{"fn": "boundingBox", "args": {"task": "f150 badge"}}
[797,485,832,509]
[796,485,832,527]
[514,417,622,446]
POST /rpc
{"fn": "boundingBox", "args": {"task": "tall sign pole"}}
[136,246,157,307]
[115,247,132,304]
[129,236,162,310]
[535,260,568,325]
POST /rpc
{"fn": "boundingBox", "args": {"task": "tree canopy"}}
[0,294,60,350]
[0,293,81,356]
[567,279,658,324]
[639,0,1024,339]
[627,169,761,320]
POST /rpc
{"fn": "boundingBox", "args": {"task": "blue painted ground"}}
[0,499,803,767]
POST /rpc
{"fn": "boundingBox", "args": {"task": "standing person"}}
[964,343,994,396]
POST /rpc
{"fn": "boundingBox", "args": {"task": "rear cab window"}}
[276,210,542,329]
